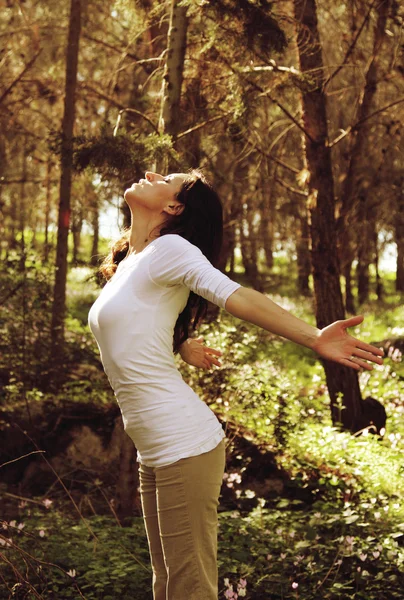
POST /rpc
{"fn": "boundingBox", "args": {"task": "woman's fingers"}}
[341,357,361,371]
[354,339,384,359]
[343,316,385,362]
[352,347,384,364]
[204,347,222,357]
[343,315,364,329]
[341,356,373,371]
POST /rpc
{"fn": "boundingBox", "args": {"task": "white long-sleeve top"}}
[88,234,241,467]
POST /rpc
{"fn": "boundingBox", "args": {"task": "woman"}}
[88,170,384,600]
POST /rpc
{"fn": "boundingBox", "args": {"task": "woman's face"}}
[124,171,187,214]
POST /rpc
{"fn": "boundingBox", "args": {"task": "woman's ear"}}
[165,203,185,216]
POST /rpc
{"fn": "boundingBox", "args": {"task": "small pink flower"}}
[292,582,299,589]
[280,553,287,560]
[266,554,272,561]
[359,553,367,562]
[372,551,380,559]
[43,499,53,509]
[39,530,45,537]
[238,579,247,589]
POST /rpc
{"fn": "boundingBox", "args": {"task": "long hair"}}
[99,170,224,353]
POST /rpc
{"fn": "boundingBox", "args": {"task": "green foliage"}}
[1,252,403,598]
[0,249,104,394]
[0,250,54,391]
[0,507,152,600]
[217,502,404,599]
[201,0,288,56]
[70,132,175,178]
[1,494,403,599]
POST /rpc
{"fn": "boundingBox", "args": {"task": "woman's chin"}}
[124,188,136,202]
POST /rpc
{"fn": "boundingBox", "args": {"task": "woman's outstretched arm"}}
[225,287,384,371]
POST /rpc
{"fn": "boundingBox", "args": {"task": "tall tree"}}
[50,0,82,364]
[292,0,365,431]
[337,0,392,309]
[158,0,188,141]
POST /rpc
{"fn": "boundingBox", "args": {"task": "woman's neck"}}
[127,211,165,255]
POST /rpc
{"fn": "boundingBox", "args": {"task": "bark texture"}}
[158,0,188,139]
[396,185,404,291]
[293,0,364,431]
[50,0,81,362]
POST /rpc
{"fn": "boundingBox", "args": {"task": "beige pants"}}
[139,439,226,600]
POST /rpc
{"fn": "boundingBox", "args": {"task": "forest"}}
[0,0,403,598]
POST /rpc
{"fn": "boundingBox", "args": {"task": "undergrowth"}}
[1,255,403,599]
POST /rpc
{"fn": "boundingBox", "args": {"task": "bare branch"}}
[176,111,233,140]
[82,33,139,59]
[0,451,45,469]
[0,50,41,106]
[81,83,159,134]
[246,137,301,174]
[323,0,377,91]
[219,52,316,143]
[260,90,315,143]
[328,96,404,147]
[275,177,308,197]
[0,179,46,184]
[239,62,301,76]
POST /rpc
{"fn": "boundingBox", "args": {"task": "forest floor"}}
[1,255,403,599]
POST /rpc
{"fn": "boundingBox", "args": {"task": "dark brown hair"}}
[99,170,224,353]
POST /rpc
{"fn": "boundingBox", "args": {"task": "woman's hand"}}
[179,336,223,370]
[312,315,384,371]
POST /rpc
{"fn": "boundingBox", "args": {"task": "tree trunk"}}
[356,195,372,306]
[396,187,404,291]
[50,0,82,365]
[373,223,383,301]
[343,260,356,314]
[19,139,27,272]
[337,0,391,307]
[293,0,364,432]
[90,202,100,267]
[71,205,83,266]
[43,160,52,264]
[114,417,140,524]
[158,0,188,141]
[260,161,277,271]
[8,188,18,252]
[296,214,311,296]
